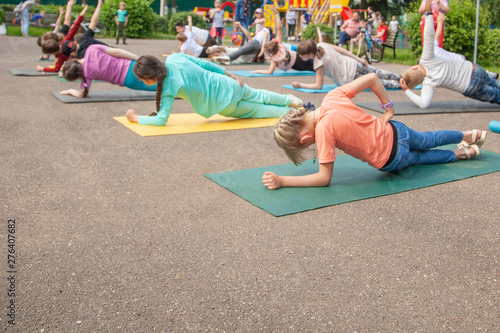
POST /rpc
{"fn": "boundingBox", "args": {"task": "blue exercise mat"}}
[282,84,422,93]
[205,145,500,216]
[232,70,316,77]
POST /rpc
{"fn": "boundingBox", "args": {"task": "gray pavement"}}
[1,36,499,332]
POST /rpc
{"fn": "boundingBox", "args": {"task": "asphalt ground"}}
[1,36,499,332]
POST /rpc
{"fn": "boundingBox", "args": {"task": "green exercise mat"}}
[52,90,156,103]
[205,146,500,216]
[10,68,58,76]
[357,100,500,114]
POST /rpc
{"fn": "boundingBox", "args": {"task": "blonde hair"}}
[274,107,313,165]
[401,68,424,89]
[176,32,187,42]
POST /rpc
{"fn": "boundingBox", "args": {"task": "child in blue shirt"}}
[125,54,303,126]
[115,1,128,44]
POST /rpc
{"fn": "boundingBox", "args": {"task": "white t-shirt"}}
[253,28,271,44]
[405,15,473,108]
[313,42,358,86]
[180,37,203,57]
[188,26,209,46]
[389,20,399,31]
[434,40,465,61]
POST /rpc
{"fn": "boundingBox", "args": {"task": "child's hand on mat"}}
[126,109,139,123]
[35,65,44,72]
[399,78,408,92]
[262,171,283,190]
[292,82,301,88]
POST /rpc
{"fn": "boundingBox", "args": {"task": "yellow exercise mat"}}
[113,113,279,136]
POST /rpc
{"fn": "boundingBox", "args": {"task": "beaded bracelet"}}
[380,99,394,110]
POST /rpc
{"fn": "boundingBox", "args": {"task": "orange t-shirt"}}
[315,85,394,169]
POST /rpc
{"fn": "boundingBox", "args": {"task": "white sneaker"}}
[288,94,303,107]
[213,55,230,65]
[207,45,219,54]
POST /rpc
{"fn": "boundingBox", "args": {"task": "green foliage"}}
[101,0,155,39]
[153,14,169,33]
[168,11,206,35]
[0,8,4,25]
[0,4,16,12]
[301,23,334,41]
[405,0,491,60]
[478,28,500,65]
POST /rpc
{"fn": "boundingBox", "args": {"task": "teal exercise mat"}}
[282,84,339,93]
[35,58,53,62]
[52,90,156,103]
[205,146,500,216]
[282,84,422,94]
[232,70,315,77]
[10,68,58,76]
[357,100,500,114]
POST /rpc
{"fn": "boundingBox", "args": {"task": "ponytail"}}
[62,59,88,97]
[133,55,167,116]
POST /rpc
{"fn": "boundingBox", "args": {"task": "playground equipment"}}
[193,2,236,20]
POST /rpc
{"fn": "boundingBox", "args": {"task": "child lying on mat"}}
[125,54,303,126]
[59,45,156,98]
[400,0,500,108]
[292,32,401,90]
[251,6,313,75]
[262,73,487,190]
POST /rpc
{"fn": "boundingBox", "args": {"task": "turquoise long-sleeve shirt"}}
[138,53,243,126]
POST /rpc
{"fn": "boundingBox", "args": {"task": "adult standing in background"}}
[235,0,252,46]
[419,0,449,48]
[19,0,39,37]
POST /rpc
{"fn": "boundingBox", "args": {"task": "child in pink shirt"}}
[262,73,486,189]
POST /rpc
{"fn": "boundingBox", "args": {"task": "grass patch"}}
[6,25,53,37]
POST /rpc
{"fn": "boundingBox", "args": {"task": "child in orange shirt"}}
[262,73,487,189]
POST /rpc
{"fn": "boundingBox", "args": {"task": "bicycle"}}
[357,26,383,64]
[81,21,108,38]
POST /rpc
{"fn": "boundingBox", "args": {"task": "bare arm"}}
[64,0,76,26]
[251,61,278,74]
[262,162,334,189]
[317,26,322,42]
[329,44,368,66]
[272,6,283,41]
[53,6,64,32]
[349,73,394,124]
[292,66,324,89]
[236,21,252,40]
[435,12,445,42]
[89,0,103,31]
[187,15,192,32]
[418,1,426,14]
[104,47,139,60]
[437,0,449,14]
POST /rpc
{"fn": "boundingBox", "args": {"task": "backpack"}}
[13,2,24,14]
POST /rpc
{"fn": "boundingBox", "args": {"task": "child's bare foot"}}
[455,144,480,160]
[459,129,487,148]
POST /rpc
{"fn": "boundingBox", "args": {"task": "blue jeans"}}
[379,121,462,172]
[338,31,352,46]
[463,64,500,104]
[123,61,157,91]
[239,18,251,46]
[20,10,30,36]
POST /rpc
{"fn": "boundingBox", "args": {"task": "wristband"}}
[425,11,433,16]
[380,99,394,110]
